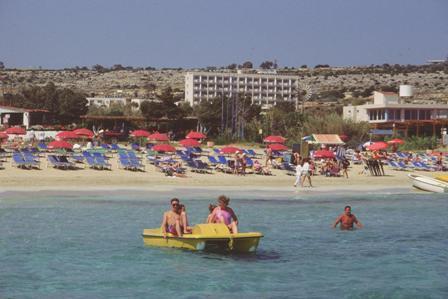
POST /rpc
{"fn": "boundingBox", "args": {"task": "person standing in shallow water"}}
[333,206,363,230]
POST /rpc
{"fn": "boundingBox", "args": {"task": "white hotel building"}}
[184,71,299,106]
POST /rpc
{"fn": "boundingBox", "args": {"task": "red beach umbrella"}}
[387,138,404,145]
[314,150,335,159]
[48,140,73,150]
[152,144,176,152]
[148,133,169,142]
[179,138,200,147]
[220,146,241,154]
[367,142,389,151]
[186,131,207,139]
[131,130,151,138]
[5,126,26,135]
[269,143,288,151]
[263,135,286,143]
[56,131,79,140]
[73,128,94,138]
[0,132,8,139]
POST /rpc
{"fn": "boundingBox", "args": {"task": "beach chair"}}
[37,143,48,152]
[127,150,142,161]
[218,155,227,165]
[246,149,257,157]
[213,148,221,155]
[130,158,145,171]
[195,160,212,174]
[12,153,31,169]
[85,156,101,169]
[131,143,140,151]
[418,162,436,171]
[208,156,219,166]
[118,157,133,170]
[22,152,40,169]
[94,155,112,170]
[245,157,254,168]
[47,155,72,169]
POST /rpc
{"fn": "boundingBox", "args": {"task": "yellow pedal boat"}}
[142,223,263,253]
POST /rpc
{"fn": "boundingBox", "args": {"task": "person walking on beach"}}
[294,160,303,187]
[161,198,183,237]
[300,158,313,187]
[265,146,273,167]
[341,158,350,178]
[333,206,363,230]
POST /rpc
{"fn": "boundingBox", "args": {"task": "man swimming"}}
[161,198,183,237]
[333,206,363,230]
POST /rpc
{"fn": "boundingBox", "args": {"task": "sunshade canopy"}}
[387,138,404,145]
[148,133,169,142]
[48,140,73,150]
[263,135,286,143]
[179,139,200,147]
[152,144,176,152]
[56,131,79,139]
[186,131,207,139]
[5,127,26,135]
[73,128,94,138]
[367,142,389,151]
[310,134,344,145]
[131,130,151,138]
[268,143,288,151]
[314,150,335,159]
[220,146,242,154]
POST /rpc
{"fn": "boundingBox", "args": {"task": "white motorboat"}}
[408,174,448,193]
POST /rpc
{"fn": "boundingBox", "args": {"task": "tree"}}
[300,64,308,69]
[260,61,275,69]
[92,64,107,72]
[57,88,88,123]
[111,64,125,71]
[0,61,4,69]
[140,87,185,120]
[227,63,237,70]
[241,61,253,69]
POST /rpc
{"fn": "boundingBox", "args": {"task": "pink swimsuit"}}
[215,209,232,225]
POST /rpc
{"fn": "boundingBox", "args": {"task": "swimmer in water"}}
[333,205,363,230]
[210,195,238,234]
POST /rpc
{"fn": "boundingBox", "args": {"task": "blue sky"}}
[0,0,447,69]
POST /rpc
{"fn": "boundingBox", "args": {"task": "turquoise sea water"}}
[0,190,447,299]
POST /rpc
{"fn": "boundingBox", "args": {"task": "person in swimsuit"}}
[211,195,238,234]
[161,198,183,237]
[206,204,217,223]
[179,204,192,234]
[333,206,363,230]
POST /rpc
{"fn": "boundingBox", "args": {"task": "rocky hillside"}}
[1,64,447,105]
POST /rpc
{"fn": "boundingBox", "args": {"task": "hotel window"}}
[404,110,416,120]
[419,110,431,120]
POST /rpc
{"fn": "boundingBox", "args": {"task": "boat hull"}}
[408,174,448,193]
[142,224,263,253]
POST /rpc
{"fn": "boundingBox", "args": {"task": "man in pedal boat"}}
[161,198,183,237]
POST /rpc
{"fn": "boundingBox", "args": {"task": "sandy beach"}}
[1,153,442,194]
